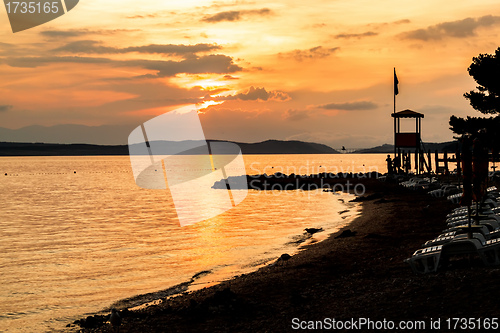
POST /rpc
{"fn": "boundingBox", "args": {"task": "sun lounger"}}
[407,232,500,274]
[430,228,500,242]
[444,224,490,235]
[447,218,500,231]
[446,213,500,225]
[405,245,443,274]
[423,233,487,248]
[479,238,500,265]
[447,207,499,219]
[441,236,500,267]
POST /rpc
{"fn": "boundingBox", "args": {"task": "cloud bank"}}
[279,46,339,61]
[400,15,500,40]
[318,101,378,110]
[202,8,272,23]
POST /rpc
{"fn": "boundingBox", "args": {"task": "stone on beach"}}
[110,308,121,331]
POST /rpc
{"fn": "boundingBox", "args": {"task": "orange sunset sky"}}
[0,0,500,148]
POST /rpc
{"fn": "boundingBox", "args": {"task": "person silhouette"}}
[393,155,401,173]
[386,155,393,174]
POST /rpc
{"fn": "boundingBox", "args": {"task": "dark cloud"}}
[40,29,139,38]
[312,23,327,28]
[215,86,290,101]
[0,105,13,112]
[126,55,242,77]
[278,46,339,62]
[2,54,242,77]
[53,40,221,56]
[222,75,238,80]
[41,30,86,37]
[126,14,158,19]
[393,19,411,25]
[127,44,221,55]
[201,0,259,10]
[2,56,112,68]
[334,31,378,39]
[366,19,411,30]
[202,8,271,23]
[400,15,500,41]
[0,42,21,56]
[283,109,310,121]
[318,101,378,111]
[53,40,118,53]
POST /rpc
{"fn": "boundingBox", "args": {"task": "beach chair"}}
[423,233,487,248]
[446,206,500,219]
[431,227,500,242]
[441,237,500,267]
[446,213,500,225]
[479,238,500,265]
[405,245,443,274]
[447,218,500,231]
[439,238,484,267]
[447,210,500,221]
[447,193,462,204]
[444,224,490,235]
[430,185,461,198]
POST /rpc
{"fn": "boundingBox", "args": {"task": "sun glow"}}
[196,100,224,112]
[171,74,235,91]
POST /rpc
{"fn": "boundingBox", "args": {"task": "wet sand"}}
[73,179,500,332]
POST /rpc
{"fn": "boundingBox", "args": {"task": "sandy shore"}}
[73,178,500,332]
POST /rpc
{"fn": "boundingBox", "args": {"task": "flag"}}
[394,68,399,95]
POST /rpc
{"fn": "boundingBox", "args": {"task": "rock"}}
[304,227,323,234]
[335,229,357,239]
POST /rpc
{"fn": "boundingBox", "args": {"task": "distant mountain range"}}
[354,141,460,154]
[0,140,340,156]
[0,124,134,145]
[0,124,460,156]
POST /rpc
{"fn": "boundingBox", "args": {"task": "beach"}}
[71,178,500,332]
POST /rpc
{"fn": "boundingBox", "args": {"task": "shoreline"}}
[68,188,360,331]
[97,195,359,315]
[72,178,500,332]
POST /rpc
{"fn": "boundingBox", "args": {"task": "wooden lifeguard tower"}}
[391,109,429,174]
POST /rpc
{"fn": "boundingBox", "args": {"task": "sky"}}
[0,0,499,148]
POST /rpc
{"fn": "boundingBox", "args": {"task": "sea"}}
[0,154,386,332]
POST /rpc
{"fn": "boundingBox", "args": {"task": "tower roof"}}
[391,109,424,118]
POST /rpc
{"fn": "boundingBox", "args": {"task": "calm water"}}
[0,154,383,332]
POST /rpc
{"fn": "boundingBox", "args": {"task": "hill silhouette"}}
[0,140,339,156]
[355,141,459,154]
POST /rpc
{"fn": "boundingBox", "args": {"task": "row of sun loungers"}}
[405,183,500,274]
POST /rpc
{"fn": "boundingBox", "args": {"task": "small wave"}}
[107,280,192,311]
[192,270,211,280]
[242,257,275,268]
[286,233,312,246]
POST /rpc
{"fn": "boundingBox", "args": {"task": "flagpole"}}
[393,70,396,115]
[393,68,397,159]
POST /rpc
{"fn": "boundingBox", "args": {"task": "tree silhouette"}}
[464,47,500,115]
[450,47,500,152]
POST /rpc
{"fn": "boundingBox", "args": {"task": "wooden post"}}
[428,150,432,173]
[415,149,418,174]
[407,151,411,172]
[420,151,424,173]
[444,151,449,174]
[435,150,439,174]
